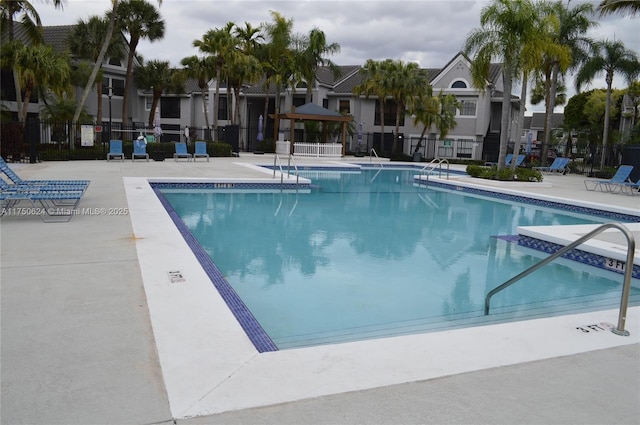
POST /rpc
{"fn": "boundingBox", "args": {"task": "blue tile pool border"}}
[152,187,279,353]
[416,178,640,223]
[518,235,640,280]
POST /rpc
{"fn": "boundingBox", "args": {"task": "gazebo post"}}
[341,122,347,157]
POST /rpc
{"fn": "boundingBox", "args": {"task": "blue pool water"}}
[159,169,639,349]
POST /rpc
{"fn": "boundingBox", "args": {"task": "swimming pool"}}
[156,168,639,350]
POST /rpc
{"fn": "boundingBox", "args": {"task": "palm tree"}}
[181,55,215,135]
[409,90,459,155]
[1,0,63,122]
[297,27,341,103]
[536,0,596,166]
[72,0,163,124]
[576,39,640,169]
[260,11,295,140]
[598,0,640,16]
[386,60,429,153]
[10,43,71,123]
[464,0,537,170]
[68,15,125,127]
[116,0,165,127]
[194,22,236,140]
[134,59,185,127]
[353,59,394,151]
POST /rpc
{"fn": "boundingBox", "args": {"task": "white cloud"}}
[42,0,639,115]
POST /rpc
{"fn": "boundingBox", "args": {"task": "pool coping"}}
[124,173,640,420]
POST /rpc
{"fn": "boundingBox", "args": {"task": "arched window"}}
[451,80,467,89]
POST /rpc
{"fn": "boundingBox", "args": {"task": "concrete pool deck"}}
[1,156,639,424]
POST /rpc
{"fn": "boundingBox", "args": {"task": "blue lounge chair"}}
[107,140,125,161]
[174,142,192,162]
[1,184,85,222]
[584,165,634,192]
[0,157,89,191]
[533,157,569,174]
[610,177,640,196]
[132,139,149,162]
[504,154,513,166]
[193,141,209,162]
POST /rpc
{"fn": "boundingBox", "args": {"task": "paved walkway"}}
[1,156,638,424]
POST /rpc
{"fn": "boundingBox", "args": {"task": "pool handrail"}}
[420,158,450,181]
[273,152,299,186]
[484,222,636,337]
[369,148,383,167]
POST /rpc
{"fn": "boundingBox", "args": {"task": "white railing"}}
[293,142,342,158]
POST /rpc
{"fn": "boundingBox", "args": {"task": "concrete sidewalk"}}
[1,157,638,425]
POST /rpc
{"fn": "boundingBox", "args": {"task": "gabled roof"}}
[43,25,74,55]
[276,102,352,122]
[530,112,564,129]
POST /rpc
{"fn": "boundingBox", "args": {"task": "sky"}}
[39,0,640,115]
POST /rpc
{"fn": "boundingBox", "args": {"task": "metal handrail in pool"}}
[485,222,636,336]
[369,148,383,167]
[420,157,450,180]
[273,153,299,186]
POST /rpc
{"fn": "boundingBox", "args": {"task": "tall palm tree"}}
[386,60,429,153]
[194,22,236,140]
[180,55,215,135]
[353,59,394,150]
[10,43,71,122]
[1,0,63,122]
[260,11,295,140]
[116,0,164,127]
[511,0,551,170]
[598,0,640,16]
[72,0,163,124]
[297,27,341,103]
[576,39,640,168]
[464,0,537,170]
[134,59,185,127]
[536,0,596,166]
[68,15,125,126]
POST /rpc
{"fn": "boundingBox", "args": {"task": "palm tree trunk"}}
[601,73,613,169]
[511,72,528,171]
[121,39,138,128]
[414,126,428,153]
[73,1,117,124]
[541,63,560,167]
[498,64,513,170]
[379,99,385,153]
[213,66,221,141]
[202,87,210,133]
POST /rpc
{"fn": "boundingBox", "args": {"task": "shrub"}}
[465,164,543,182]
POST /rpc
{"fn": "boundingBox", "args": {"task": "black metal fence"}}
[0,119,237,162]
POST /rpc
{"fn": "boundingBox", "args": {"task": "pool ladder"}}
[273,152,299,187]
[369,148,383,167]
[485,222,636,336]
[419,158,450,181]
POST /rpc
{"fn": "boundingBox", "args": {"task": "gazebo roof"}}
[275,103,352,122]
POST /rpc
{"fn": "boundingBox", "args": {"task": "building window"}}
[102,78,125,97]
[459,100,476,116]
[374,99,403,126]
[339,100,350,115]
[161,97,180,119]
[322,98,328,109]
[293,95,306,108]
[217,96,228,121]
[145,97,153,111]
[451,80,467,89]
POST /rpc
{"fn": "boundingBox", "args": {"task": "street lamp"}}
[108,86,113,142]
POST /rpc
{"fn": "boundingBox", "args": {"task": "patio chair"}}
[0,184,85,222]
[174,142,192,162]
[584,165,634,192]
[193,141,209,162]
[533,157,569,174]
[132,139,149,162]
[610,177,640,196]
[0,157,89,192]
[107,140,125,161]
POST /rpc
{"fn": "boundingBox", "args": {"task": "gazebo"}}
[271,103,353,156]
